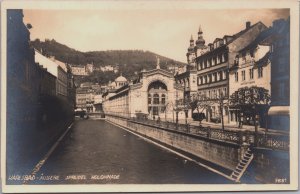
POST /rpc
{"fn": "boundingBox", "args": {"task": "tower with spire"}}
[195,25,208,57]
[186,35,196,67]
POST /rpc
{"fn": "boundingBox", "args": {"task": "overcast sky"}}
[23,9,289,63]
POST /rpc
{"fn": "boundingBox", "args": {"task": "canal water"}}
[29,119,232,184]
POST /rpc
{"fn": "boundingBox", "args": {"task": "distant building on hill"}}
[70,64,88,76]
[100,65,114,72]
[86,63,94,74]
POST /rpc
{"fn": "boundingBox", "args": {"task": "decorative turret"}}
[195,25,205,47]
[187,35,195,53]
[156,56,160,69]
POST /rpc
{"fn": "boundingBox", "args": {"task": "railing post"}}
[238,131,244,145]
[186,124,190,133]
[207,127,211,138]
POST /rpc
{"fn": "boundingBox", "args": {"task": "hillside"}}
[31,39,186,84]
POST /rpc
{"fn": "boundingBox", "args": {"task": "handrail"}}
[105,114,289,151]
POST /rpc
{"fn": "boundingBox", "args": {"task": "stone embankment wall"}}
[106,115,290,184]
[106,115,242,172]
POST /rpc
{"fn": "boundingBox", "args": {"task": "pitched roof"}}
[238,27,273,53]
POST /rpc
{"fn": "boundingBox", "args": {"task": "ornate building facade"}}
[192,22,267,123]
[228,29,272,126]
[103,65,184,119]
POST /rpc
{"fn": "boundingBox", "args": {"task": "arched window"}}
[148,94,152,104]
[153,94,159,104]
[161,94,166,104]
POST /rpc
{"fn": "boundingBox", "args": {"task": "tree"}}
[229,86,270,128]
[189,94,214,126]
[177,97,192,125]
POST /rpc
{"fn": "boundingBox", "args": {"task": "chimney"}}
[246,21,251,29]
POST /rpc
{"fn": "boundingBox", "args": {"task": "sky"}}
[23,8,289,63]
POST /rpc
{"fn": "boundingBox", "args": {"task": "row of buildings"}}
[176,19,289,130]
[75,74,128,112]
[70,63,120,76]
[7,10,76,131]
[102,19,290,131]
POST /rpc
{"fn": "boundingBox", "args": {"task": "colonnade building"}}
[102,64,184,120]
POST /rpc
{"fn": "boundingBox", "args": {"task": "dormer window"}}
[242,52,246,62]
[234,55,239,65]
[219,40,224,46]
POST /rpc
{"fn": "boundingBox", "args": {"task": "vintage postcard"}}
[1,0,299,193]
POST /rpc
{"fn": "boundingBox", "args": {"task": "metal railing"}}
[106,115,289,151]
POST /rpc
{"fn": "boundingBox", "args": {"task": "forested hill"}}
[31,39,186,71]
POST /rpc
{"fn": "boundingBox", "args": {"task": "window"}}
[161,94,166,104]
[223,70,227,79]
[258,67,263,78]
[208,59,212,67]
[249,68,254,79]
[153,107,159,115]
[224,53,228,62]
[242,70,246,81]
[217,55,220,64]
[224,87,227,96]
[242,52,246,62]
[153,94,159,104]
[235,72,238,82]
[148,94,152,104]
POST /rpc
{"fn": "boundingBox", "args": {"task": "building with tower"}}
[103,59,185,120]
[186,35,196,66]
[193,22,267,124]
[194,26,209,59]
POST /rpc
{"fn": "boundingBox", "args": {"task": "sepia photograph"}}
[1,0,299,193]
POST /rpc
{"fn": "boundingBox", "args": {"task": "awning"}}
[268,106,290,116]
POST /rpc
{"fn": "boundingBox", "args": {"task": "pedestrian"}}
[238,114,242,128]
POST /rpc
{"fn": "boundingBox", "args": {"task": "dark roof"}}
[195,21,266,60]
[238,27,273,53]
[226,21,267,45]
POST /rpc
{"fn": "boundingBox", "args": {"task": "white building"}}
[100,65,114,72]
[102,65,185,120]
[86,63,94,74]
[228,30,272,125]
[35,50,68,99]
[70,65,87,76]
